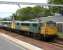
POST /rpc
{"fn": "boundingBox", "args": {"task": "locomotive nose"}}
[40,21,58,41]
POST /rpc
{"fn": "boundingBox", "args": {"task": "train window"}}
[46,21,56,26]
[21,23,29,26]
[16,23,19,25]
[7,22,10,24]
[33,24,37,27]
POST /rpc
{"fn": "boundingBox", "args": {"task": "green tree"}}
[16,7,34,20]
[11,6,50,21]
[31,6,43,17]
[31,6,50,17]
[48,0,63,14]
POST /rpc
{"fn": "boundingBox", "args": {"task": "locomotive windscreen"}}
[46,21,56,26]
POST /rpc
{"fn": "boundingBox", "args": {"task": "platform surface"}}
[0,32,42,50]
[0,35,27,50]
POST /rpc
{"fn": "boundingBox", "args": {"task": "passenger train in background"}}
[0,20,58,41]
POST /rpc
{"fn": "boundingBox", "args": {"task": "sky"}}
[0,0,47,18]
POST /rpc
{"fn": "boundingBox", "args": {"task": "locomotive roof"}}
[16,21,40,23]
[0,21,40,23]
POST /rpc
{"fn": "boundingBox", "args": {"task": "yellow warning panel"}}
[40,23,57,35]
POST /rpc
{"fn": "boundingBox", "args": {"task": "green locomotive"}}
[1,20,58,41]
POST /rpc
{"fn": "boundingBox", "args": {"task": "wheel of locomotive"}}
[40,21,58,41]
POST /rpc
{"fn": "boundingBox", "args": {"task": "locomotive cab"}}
[40,21,58,41]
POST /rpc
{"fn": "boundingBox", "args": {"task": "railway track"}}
[48,39,63,48]
[51,43,63,48]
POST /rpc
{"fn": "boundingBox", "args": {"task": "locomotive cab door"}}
[11,21,16,29]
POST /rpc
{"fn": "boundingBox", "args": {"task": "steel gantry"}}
[0,1,63,8]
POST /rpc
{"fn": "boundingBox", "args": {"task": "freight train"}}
[0,20,58,41]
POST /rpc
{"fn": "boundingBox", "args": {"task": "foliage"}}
[11,6,50,21]
[48,0,63,14]
[16,7,33,20]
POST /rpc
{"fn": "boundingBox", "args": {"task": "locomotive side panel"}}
[20,23,30,32]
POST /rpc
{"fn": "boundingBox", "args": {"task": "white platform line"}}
[0,32,43,50]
